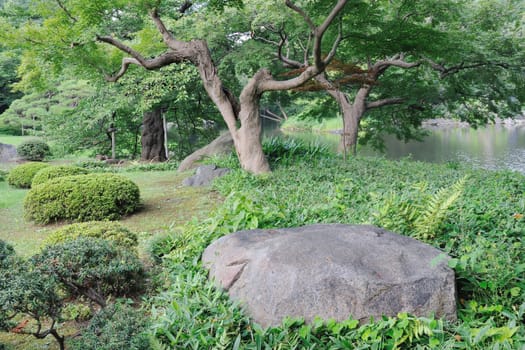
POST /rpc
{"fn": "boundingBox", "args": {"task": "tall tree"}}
[0,0,348,174]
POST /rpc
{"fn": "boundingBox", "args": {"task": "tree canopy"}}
[0,0,523,167]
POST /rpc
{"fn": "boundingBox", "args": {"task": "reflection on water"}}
[280,124,525,174]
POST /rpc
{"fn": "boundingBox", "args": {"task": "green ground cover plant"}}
[24,173,140,224]
[7,162,50,188]
[31,165,88,187]
[148,138,525,349]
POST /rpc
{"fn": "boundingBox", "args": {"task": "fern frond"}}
[413,176,467,240]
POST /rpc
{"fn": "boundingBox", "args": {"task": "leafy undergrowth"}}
[2,138,525,349]
[149,141,525,349]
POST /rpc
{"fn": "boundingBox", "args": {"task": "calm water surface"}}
[284,124,525,174]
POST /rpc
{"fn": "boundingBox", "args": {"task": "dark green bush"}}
[0,240,64,347]
[31,237,145,307]
[69,303,151,350]
[7,162,50,188]
[0,170,7,182]
[32,165,88,186]
[24,173,140,224]
[0,240,15,270]
[0,122,22,135]
[44,221,138,250]
[16,139,51,161]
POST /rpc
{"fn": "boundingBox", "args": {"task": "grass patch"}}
[0,170,221,258]
[0,134,37,147]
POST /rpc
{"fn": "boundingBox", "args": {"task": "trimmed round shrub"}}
[7,162,50,188]
[32,165,89,187]
[16,139,51,161]
[24,173,140,224]
[44,221,138,250]
[31,237,145,306]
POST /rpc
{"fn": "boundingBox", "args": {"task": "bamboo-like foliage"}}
[373,176,467,240]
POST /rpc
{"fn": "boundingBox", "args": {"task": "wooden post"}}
[163,112,169,160]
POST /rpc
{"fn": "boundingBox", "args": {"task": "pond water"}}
[278,123,525,174]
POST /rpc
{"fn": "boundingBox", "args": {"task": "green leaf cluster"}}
[16,138,51,161]
[44,221,139,251]
[31,165,88,187]
[31,237,145,307]
[24,173,140,223]
[6,161,49,188]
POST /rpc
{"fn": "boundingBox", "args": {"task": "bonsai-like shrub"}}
[7,162,50,188]
[16,139,51,161]
[0,240,65,349]
[31,237,145,308]
[44,221,138,250]
[69,303,151,350]
[24,173,140,224]
[32,165,88,187]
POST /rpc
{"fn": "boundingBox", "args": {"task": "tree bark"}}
[141,108,167,162]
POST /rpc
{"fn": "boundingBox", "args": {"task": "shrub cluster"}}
[7,162,50,188]
[44,221,138,250]
[32,237,145,307]
[68,303,151,350]
[16,139,51,161]
[1,235,147,349]
[24,173,140,223]
[32,165,88,187]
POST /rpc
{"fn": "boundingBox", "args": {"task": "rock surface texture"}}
[0,143,17,162]
[202,224,457,327]
[183,164,230,186]
[178,132,234,171]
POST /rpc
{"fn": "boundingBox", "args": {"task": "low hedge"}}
[24,173,141,224]
[44,221,138,250]
[32,165,89,187]
[7,162,50,188]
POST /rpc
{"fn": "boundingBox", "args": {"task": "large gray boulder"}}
[0,143,17,162]
[178,132,234,172]
[202,224,457,327]
[183,164,230,186]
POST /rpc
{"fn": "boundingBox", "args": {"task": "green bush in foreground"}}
[44,221,138,250]
[32,165,88,186]
[7,162,50,188]
[0,240,65,349]
[32,237,145,308]
[69,303,151,350]
[16,139,51,161]
[24,173,140,224]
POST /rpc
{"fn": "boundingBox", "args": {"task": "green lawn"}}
[0,170,220,258]
[0,134,37,147]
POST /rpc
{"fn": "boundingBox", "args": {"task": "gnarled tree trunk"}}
[141,108,167,162]
[97,0,348,174]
